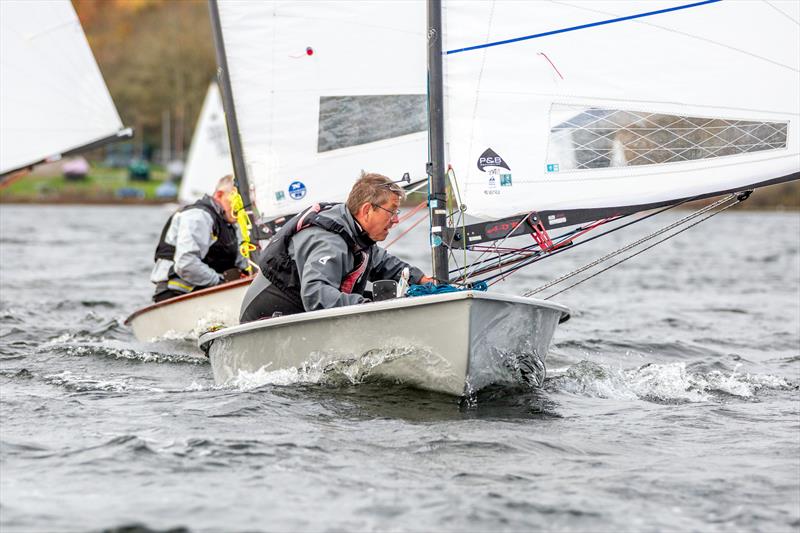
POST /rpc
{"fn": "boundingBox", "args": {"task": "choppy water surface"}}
[1,205,798,532]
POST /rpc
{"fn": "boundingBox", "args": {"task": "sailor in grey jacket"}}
[240,173,432,322]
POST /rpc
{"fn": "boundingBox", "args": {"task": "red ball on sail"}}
[306,47,314,56]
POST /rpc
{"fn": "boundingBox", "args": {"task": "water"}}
[1,205,798,532]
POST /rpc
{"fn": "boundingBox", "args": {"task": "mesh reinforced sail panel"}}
[548,106,788,171]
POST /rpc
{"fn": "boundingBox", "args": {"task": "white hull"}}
[199,291,569,396]
[126,279,251,342]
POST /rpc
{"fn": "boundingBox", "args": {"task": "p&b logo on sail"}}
[477,148,512,195]
[477,148,510,172]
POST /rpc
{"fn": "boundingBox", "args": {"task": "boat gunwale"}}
[198,291,570,349]
[124,277,253,325]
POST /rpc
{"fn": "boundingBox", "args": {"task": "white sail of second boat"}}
[0,0,131,177]
[179,82,233,204]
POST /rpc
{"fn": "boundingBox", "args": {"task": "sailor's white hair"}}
[214,174,235,193]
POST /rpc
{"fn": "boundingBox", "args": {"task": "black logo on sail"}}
[477,148,510,172]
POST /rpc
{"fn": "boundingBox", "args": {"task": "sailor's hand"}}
[222,268,244,282]
[419,275,436,285]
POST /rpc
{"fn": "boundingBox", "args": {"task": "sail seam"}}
[763,0,800,27]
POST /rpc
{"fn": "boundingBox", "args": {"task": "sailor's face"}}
[364,195,400,241]
[215,190,237,223]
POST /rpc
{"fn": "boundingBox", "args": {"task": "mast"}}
[207,0,257,215]
[427,0,449,283]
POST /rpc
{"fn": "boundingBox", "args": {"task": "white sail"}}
[215,0,428,219]
[179,82,233,204]
[0,0,129,176]
[442,0,800,226]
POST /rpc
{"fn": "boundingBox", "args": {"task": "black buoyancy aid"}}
[259,203,372,304]
[153,195,239,275]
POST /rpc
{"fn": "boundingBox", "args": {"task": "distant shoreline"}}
[0,197,175,206]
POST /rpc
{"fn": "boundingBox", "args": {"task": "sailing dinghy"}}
[200,0,798,396]
[126,81,248,342]
[0,0,132,184]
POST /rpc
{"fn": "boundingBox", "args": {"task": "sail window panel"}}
[548,106,789,171]
[318,95,426,153]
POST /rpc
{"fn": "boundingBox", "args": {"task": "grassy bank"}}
[0,163,174,204]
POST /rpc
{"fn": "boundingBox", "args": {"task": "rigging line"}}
[479,242,512,286]
[484,253,542,287]
[467,245,543,254]
[445,167,469,280]
[384,211,429,249]
[477,222,608,284]
[524,193,738,297]
[446,0,721,55]
[453,221,590,282]
[457,189,716,284]
[453,248,535,278]
[457,221,582,277]
[461,211,535,280]
[478,196,699,281]
[398,201,427,224]
[476,220,600,284]
[456,219,589,271]
[542,196,742,300]
[458,216,616,282]
[476,199,705,285]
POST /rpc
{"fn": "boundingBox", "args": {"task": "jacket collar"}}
[201,194,225,217]
[329,204,375,249]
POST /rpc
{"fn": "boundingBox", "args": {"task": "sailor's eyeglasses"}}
[372,203,401,219]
